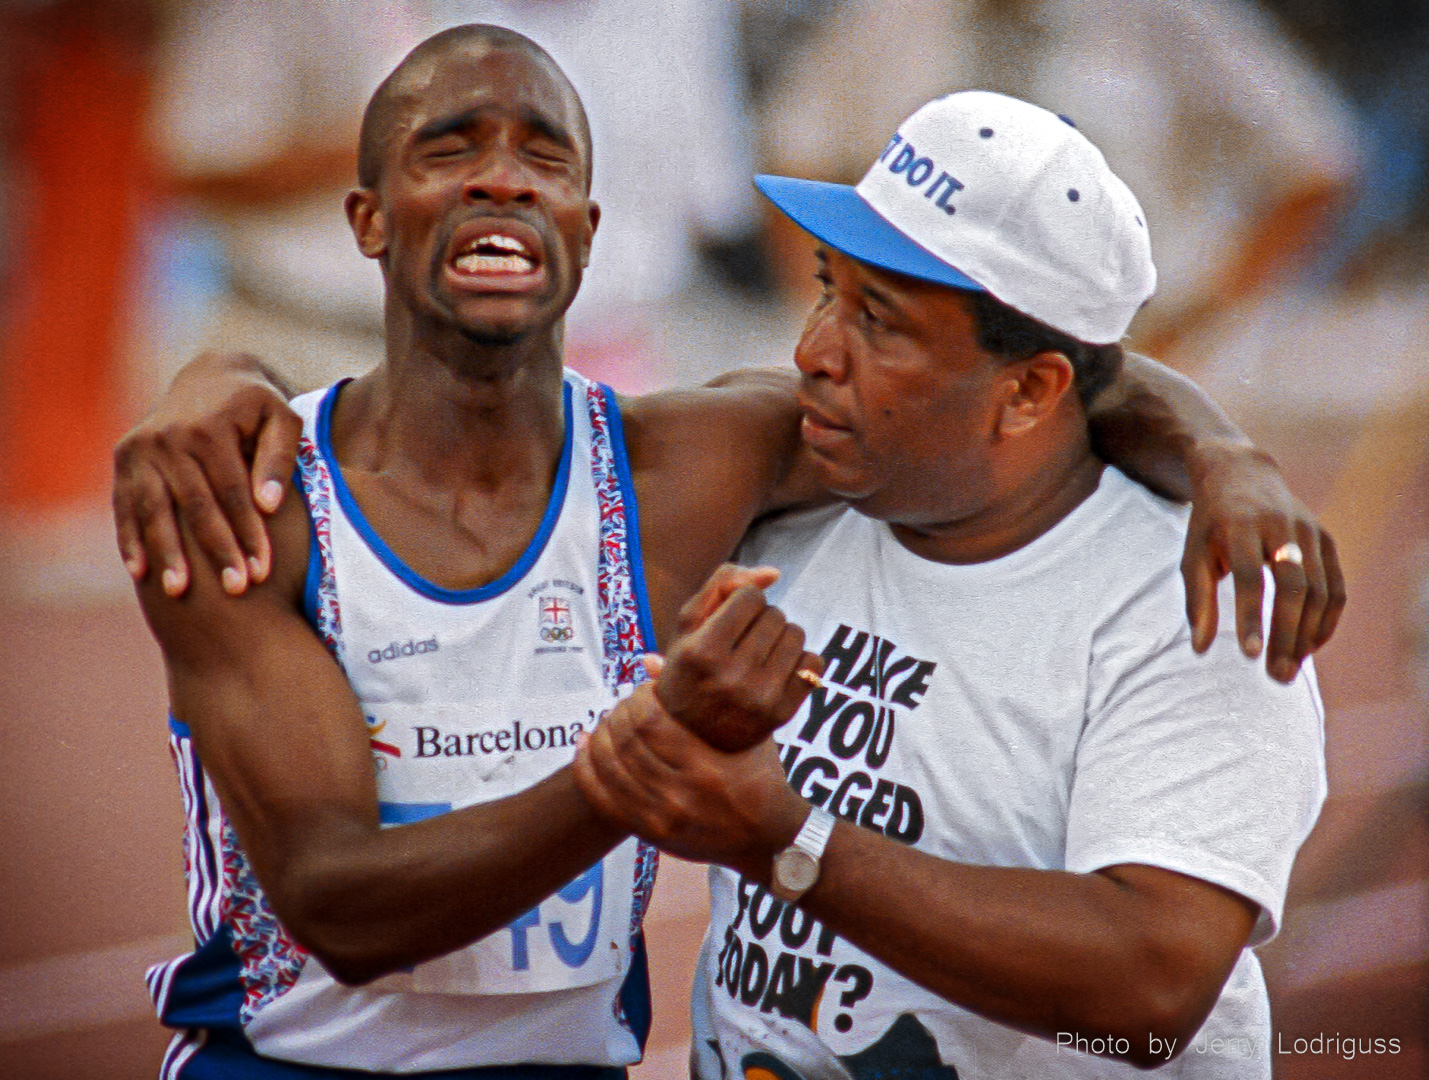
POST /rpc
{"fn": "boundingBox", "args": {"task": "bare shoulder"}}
[617,368,806,515]
[135,491,313,671]
[618,367,800,461]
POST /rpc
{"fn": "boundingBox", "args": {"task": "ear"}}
[346,188,387,260]
[580,200,601,268]
[996,351,1076,438]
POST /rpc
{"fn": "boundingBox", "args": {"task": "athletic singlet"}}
[148,371,659,1079]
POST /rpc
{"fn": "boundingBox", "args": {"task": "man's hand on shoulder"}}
[1089,352,1345,682]
[1180,437,1346,683]
[114,350,299,599]
[135,473,312,664]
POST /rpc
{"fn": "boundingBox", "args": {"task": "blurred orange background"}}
[1,2,1424,1077]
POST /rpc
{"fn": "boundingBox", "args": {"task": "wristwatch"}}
[770,806,836,902]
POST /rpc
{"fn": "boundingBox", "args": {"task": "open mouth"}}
[452,232,540,276]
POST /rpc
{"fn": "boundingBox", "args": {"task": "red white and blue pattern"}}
[587,382,650,692]
[628,841,659,943]
[298,435,345,666]
[147,729,308,1027]
[146,731,220,1015]
[585,382,661,941]
[221,820,308,1020]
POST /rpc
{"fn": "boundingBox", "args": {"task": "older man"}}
[574,92,1327,1079]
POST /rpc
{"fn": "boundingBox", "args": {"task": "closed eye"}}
[525,138,577,169]
[423,135,470,160]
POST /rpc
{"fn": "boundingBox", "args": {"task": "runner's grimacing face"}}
[366,44,597,342]
[793,247,1006,526]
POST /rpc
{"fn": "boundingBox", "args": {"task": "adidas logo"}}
[367,638,439,664]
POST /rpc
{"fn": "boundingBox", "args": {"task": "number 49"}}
[507,860,605,970]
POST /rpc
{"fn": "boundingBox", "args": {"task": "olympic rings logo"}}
[540,625,575,642]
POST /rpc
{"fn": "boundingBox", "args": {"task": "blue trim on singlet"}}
[169,714,191,738]
[298,465,322,629]
[314,379,575,605]
[176,1028,630,1080]
[600,385,659,652]
[378,800,452,824]
[159,925,246,1031]
[616,931,653,1050]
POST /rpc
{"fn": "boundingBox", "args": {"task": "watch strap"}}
[770,806,837,902]
[793,806,836,861]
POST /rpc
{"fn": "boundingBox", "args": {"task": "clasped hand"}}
[571,566,819,876]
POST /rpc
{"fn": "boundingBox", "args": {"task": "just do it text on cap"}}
[756,90,1157,345]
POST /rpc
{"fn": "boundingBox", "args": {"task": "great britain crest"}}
[538,595,574,642]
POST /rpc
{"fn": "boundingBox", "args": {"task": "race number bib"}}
[364,693,639,995]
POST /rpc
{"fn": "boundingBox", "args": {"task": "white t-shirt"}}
[691,466,1326,1080]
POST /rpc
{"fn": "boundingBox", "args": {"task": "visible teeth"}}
[462,233,529,256]
[455,253,534,274]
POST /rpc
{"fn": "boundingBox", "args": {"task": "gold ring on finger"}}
[1271,542,1304,567]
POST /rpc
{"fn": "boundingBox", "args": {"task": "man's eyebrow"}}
[411,105,578,155]
[517,106,577,153]
[412,107,484,144]
[860,280,898,311]
[813,246,900,309]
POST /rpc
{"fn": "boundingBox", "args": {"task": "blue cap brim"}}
[754,174,985,294]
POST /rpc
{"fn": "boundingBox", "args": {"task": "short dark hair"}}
[356,24,593,190]
[966,290,1123,407]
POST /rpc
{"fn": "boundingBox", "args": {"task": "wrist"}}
[176,351,293,399]
[735,786,816,884]
[768,804,838,903]
[1185,435,1274,492]
[179,349,262,379]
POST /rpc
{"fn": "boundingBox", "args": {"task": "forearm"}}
[768,818,1231,1065]
[157,558,629,987]
[698,367,829,512]
[168,145,358,209]
[285,768,628,984]
[1087,352,1252,503]
[173,348,297,401]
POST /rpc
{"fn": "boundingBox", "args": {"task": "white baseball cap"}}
[756,90,1156,344]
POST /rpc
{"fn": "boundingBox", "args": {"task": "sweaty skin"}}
[122,26,1342,990]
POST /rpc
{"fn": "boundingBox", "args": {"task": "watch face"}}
[775,849,819,895]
